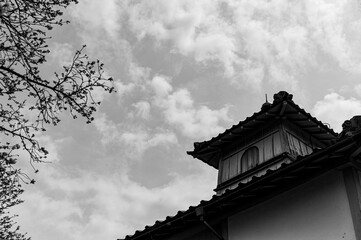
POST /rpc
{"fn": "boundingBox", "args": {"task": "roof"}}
[121,127,361,240]
[187,91,338,169]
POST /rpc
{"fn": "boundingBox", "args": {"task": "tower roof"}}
[187,91,338,169]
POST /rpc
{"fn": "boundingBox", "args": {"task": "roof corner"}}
[338,115,361,140]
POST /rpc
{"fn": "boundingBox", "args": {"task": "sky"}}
[9,0,361,239]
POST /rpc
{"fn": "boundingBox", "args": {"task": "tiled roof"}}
[120,129,361,240]
[187,91,338,169]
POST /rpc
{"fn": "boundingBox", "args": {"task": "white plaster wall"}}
[228,171,356,240]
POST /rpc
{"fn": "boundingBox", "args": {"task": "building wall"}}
[228,170,356,240]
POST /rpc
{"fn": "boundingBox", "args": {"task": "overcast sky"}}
[10,0,361,239]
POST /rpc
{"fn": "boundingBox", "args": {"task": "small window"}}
[241,146,259,173]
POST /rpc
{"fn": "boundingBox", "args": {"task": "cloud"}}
[49,43,75,66]
[93,112,178,158]
[151,75,173,97]
[127,0,239,78]
[13,136,217,240]
[128,62,151,85]
[69,0,123,38]
[193,32,238,77]
[355,84,361,97]
[14,190,83,239]
[312,92,361,132]
[119,130,178,159]
[56,0,361,96]
[150,75,232,139]
[124,0,361,91]
[133,101,151,119]
[305,0,361,74]
[114,81,136,99]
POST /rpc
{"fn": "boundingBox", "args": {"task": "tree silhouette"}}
[0,0,114,238]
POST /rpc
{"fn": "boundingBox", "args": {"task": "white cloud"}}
[15,190,83,238]
[128,62,151,85]
[193,32,238,77]
[128,0,205,45]
[70,0,123,38]
[49,43,74,66]
[114,81,135,99]
[93,113,178,158]
[150,75,232,139]
[14,150,217,240]
[355,84,361,97]
[92,113,119,145]
[305,0,361,74]
[127,0,240,78]
[111,44,152,103]
[119,130,178,159]
[312,92,361,132]
[133,101,151,119]
[124,0,361,91]
[151,75,173,97]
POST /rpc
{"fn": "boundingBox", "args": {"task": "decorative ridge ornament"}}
[273,91,293,104]
[338,116,361,140]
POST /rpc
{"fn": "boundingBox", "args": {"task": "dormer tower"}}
[188,91,338,195]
